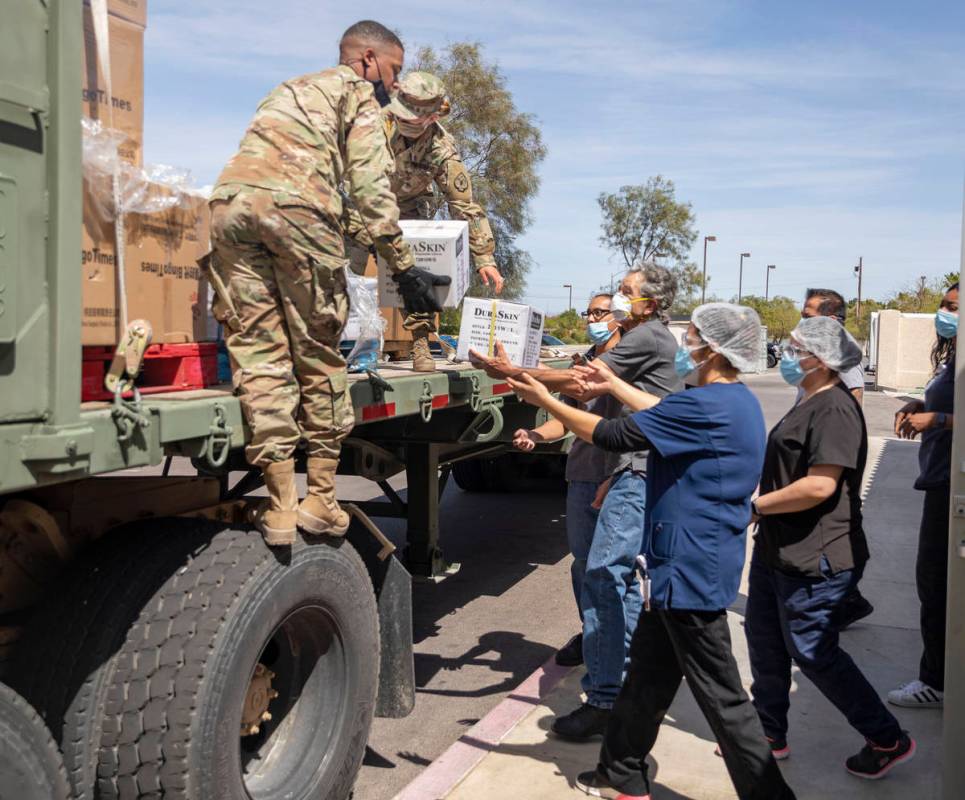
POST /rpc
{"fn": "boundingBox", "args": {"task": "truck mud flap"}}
[345,509,416,719]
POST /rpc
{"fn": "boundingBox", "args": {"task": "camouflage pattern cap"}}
[387,71,447,121]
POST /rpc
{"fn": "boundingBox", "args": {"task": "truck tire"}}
[0,681,70,800]
[94,524,380,800]
[451,458,494,492]
[9,520,216,800]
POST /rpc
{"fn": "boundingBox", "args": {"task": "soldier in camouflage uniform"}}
[346,71,503,372]
[209,21,448,546]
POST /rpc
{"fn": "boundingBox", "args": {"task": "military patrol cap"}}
[388,71,448,121]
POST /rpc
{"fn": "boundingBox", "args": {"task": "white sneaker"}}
[887,679,943,708]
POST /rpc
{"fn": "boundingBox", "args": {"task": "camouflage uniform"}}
[346,72,498,334]
[209,65,412,466]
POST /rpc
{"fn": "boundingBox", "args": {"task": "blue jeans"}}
[566,480,601,620]
[580,469,646,708]
[745,553,901,745]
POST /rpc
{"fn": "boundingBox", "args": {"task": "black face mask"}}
[366,58,392,107]
[371,80,392,107]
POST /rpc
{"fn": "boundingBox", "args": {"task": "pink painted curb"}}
[391,657,574,800]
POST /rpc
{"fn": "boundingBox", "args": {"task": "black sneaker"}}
[550,703,610,741]
[555,633,584,667]
[846,731,916,779]
[576,770,650,799]
[834,590,874,631]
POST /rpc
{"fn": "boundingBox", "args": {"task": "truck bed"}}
[1,358,566,495]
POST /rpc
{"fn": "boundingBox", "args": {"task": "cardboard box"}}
[84,0,149,28]
[81,175,210,345]
[376,220,470,309]
[82,6,144,164]
[456,298,545,368]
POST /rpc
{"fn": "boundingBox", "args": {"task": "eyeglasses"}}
[581,308,612,320]
[783,344,812,359]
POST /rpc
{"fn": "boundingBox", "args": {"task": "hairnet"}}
[691,303,763,373]
[791,315,863,372]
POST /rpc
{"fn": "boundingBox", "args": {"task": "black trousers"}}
[917,486,950,690]
[598,608,795,799]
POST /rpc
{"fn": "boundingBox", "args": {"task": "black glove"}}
[393,267,452,314]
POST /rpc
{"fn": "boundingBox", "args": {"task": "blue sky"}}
[143,0,964,314]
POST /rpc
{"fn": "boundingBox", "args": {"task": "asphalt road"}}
[351,371,906,800]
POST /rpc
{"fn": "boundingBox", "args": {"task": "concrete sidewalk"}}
[397,436,944,800]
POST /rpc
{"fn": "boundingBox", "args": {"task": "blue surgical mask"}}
[935,309,958,339]
[674,345,706,379]
[587,321,616,345]
[780,352,808,386]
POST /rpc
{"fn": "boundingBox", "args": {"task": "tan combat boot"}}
[411,330,435,372]
[249,460,298,546]
[297,457,351,536]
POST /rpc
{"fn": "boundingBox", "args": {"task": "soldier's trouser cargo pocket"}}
[209,189,353,466]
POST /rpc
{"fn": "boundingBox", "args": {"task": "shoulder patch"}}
[453,171,470,193]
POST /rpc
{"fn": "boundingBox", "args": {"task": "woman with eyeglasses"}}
[887,282,958,710]
[747,315,915,781]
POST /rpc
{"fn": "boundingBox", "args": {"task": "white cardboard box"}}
[456,298,545,368]
[377,219,470,308]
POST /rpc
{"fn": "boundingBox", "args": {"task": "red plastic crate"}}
[82,343,218,401]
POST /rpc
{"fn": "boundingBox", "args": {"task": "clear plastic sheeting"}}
[82,118,199,221]
[345,270,386,373]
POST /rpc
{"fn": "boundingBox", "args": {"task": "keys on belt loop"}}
[636,554,652,612]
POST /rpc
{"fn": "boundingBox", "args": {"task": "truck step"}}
[82,342,219,401]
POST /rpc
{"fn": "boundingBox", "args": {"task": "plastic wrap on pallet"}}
[345,268,386,373]
[82,118,201,221]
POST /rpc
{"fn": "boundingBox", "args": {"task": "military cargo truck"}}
[0,2,564,797]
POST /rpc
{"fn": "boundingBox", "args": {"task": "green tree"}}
[411,43,546,300]
[543,309,589,344]
[597,177,697,269]
[740,295,800,341]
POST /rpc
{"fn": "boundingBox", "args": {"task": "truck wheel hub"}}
[241,662,277,737]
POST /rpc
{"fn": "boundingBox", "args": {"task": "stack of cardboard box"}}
[81,0,210,346]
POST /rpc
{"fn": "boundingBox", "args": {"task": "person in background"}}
[802,288,865,403]
[801,287,872,630]
[888,281,958,709]
[509,303,795,800]
[748,316,915,780]
[513,293,622,667]
[472,264,682,740]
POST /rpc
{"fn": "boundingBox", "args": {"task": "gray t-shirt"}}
[563,347,609,483]
[598,320,684,475]
[564,393,609,482]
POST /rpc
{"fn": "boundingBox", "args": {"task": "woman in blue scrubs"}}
[509,303,795,800]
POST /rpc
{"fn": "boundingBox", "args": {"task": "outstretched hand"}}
[572,360,617,399]
[513,428,540,452]
[478,266,505,295]
[507,373,552,407]
[468,340,518,379]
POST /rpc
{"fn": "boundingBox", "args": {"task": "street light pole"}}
[854,257,863,323]
[563,284,573,311]
[702,235,716,303]
[738,252,751,303]
[766,264,776,302]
